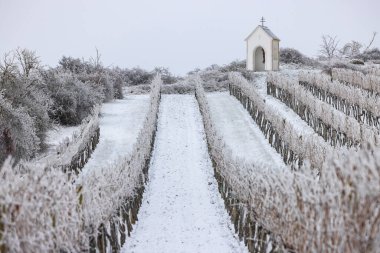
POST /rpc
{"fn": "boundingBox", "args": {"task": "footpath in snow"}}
[122,95,248,253]
[207,92,285,167]
[80,94,149,177]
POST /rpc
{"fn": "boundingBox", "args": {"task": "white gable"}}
[245,25,280,42]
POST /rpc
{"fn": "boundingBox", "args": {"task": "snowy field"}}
[122,95,248,253]
[207,92,285,167]
[80,94,149,177]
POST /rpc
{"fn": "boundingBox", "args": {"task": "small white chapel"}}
[245,17,280,71]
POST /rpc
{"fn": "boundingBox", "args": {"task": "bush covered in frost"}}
[0,49,129,163]
[280,47,319,66]
[356,48,380,62]
[0,49,52,162]
[43,70,103,125]
[121,66,180,86]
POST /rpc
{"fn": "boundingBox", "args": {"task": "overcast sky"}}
[0,0,379,75]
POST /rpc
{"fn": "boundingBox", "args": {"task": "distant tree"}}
[341,41,363,58]
[112,75,124,99]
[153,67,178,84]
[0,49,52,154]
[363,32,377,52]
[206,64,220,71]
[280,48,310,65]
[0,53,18,81]
[15,48,40,77]
[339,32,377,60]
[357,48,380,61]
[0,92,40,163]
[187,68,201,75]
[44,70,103,125]
[319,35,339,60]
[124,67,154,85]
[220,60,246,72]
[107,68,125,99]
[89,48,102,72]
[59,56,86,74]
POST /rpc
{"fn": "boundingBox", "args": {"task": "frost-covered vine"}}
[196,74,380,253]
[268,72,379,147]
[332,68,380,94]
[0,159,87,252]
[299,71,380,129]
[229,72,335,169]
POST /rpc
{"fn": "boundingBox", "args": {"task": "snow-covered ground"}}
[43,125,80,155]
[80,95,149,177]
[45,125,80,148]
[207,92,285,167]
[122,95,248,253]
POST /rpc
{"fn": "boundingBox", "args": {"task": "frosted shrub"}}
[0,92,40,163]
[45,70,103,125]
[199,69,229,92]
[0,51,53,160]
[123,67,155,85]
[58,55,126,101]
[280,47,318,66]
[268,72,380,147]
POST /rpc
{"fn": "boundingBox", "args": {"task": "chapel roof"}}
[245,25,280,41]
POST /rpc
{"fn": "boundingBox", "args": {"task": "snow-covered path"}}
[80,95,149,177]
[207,92,285,167]
[122,95,248,253]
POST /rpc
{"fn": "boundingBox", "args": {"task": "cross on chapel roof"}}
[244,20,280,41]
[260,17,266,27]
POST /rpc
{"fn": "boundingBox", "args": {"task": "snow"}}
[253,72,315,135]
[207,92,285,167]
[45,125,80,149]
[122,95,248,253]
[80,95,150,177]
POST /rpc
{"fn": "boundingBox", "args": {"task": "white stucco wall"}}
[272,40,280,71]
[246,26,277,71]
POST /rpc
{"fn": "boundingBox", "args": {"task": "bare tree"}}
[89,47,102,71]
[15,48,40,77]
[363,32,377,52]
[320,35,339,60]
[0,52,17,81]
